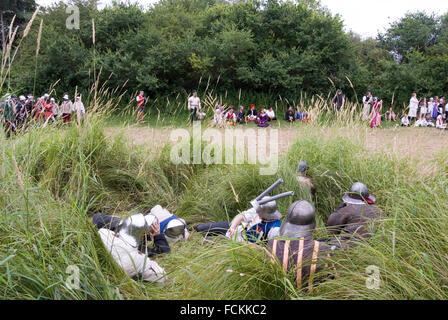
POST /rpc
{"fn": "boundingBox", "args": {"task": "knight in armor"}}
[93,205,190,245]
[194,179,294,243]
[147,205,190,244]
[296,160,316,200]
[93,212,170,257]
[326,182,382,243]
[96,213,167,283]
[266,200,338,290]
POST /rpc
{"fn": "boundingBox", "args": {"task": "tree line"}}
[3,0,448,109]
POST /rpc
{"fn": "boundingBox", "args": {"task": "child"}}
[225,106,237,126]
[401,115,410,127]
[436,114,446,129]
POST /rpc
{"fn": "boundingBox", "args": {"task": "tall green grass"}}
[1,110,447,300]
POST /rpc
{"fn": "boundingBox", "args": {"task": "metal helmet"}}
[279,200,316,238]
[117,213,153,248]
[298,160,308,173]
[256,197,282,221]
[165,219,188,243]
[342,182,376,205]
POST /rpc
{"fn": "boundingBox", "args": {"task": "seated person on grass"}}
[266,106,277,121]
[225,106,237,126]
[285,106,295,123]
[401,115,410,127]
[246,104,258,124]
[257,109,270,128]
[236,106,246,124]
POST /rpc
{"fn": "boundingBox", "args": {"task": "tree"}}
[0,0,36,51]
[378,12,440,61]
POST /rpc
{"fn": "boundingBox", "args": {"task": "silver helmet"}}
[342,182,376,205]
[298,160,309,173]
[165,219,189,243]
[256,197,282,221]
[279,200,316,238]
[117,213,156,248]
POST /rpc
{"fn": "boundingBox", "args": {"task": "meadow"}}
[1,102,447,300]
[1,7,447,299]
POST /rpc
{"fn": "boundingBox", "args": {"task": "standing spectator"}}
[50,98,59,120]
[432,97,439,120]
[9,94,18,115]
[419,98,427,121]
[428,98,435,119]
[73,96,86,123]
[246,104,258,123]
[362,91,373,121]
[408,93,419,122]
[15,95,26,128]
[438,98,445,117]
[0,95,16,137]
[444,99,448,121]
[236,106,245,124]
[266,106,277,121]
[285,106,295,122]
[60,94,73,124]
[136,91,146,124]
[187,90,201,125]
[34,97,44,120]
[43,98,55,122]
[24,94,33,118]
[333,89,345,111]
[370,97,383,128]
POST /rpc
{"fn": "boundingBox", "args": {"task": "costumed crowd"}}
[0,92,85,137]
[362,91,448,130]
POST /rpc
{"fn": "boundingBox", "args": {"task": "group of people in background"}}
[402,93,448,130]
[0,92,85,137]
[362,91,448,130]
[212,104,278,128]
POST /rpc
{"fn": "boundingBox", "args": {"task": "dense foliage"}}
[5,0,448,109]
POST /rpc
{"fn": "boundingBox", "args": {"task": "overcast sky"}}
[35,0,448,38]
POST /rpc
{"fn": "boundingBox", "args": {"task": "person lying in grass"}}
[97,213,168,283]
[93,205,189,245]
[194,197,283,243]
[264,200,338,291]
[326,182,382,244]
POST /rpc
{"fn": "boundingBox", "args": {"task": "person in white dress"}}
[428,98,434,118]
[408,93,419,121]
[401,115,410,127]
[362,92,373,121]
[419,98,427,120]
